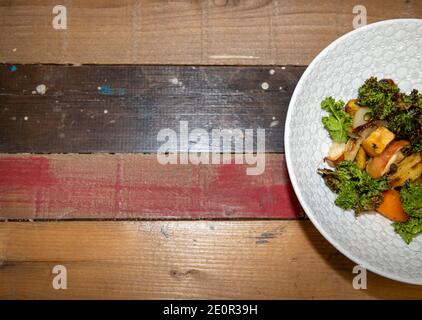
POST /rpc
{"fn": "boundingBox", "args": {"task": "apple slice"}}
[366,140,410,179]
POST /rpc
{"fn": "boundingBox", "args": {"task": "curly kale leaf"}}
[393,218,422,244]
[390,184,422,244]
[358,79,422,153]
[357,77,400,120]
[387,112,416,138]
[412,140,422,153]
[400,183,422,218]
[321,97,352,143]
[403,89,422,111]
[318,161,389,214]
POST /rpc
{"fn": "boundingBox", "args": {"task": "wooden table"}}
[0,0,422,299]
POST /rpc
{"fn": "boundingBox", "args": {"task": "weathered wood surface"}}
[0,64,302,153]
[0,0,420,66]
[1,220,422,299]
[0,153,302,219]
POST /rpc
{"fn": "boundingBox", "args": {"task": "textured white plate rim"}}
[285,18,422,285]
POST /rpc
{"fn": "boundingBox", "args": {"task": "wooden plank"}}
[0,1,420,66]
[0,64,302,153]
[1,220,421,299]
[0,153,302,219]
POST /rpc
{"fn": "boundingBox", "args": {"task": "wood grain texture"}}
[0,64,302,153]
[0,153,302,219]
[1,220,421,299]
[0,0,420,66]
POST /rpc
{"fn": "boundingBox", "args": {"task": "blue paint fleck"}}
[10,65,17,72]
[99,84,113,95]
[98,84,125,96]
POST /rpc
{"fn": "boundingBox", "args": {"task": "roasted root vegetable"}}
[345,99,360,116]
[366,140,409,179]
[356,147,367,170]
[389,153,422,187]
[362,126,396,157]
[376,189,409,222]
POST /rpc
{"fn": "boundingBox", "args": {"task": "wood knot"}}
[169,269,200,279]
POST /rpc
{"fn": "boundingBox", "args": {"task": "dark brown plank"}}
[0,64,303,153]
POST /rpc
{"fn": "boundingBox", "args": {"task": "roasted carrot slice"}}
[376,189,409,222]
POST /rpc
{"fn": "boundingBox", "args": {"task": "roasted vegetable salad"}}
[319,77,422,244]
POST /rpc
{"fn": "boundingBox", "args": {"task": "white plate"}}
[285,19,422,285]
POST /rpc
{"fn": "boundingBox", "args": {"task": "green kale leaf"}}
[400,183,422,218]
[393,217,422,244]
[412,140,422,153]
[318,161,389,214]
[321,97,352,143]
[359,78,422,153]
[357,77,400,120]
[393,184,422,244]
[387,112,416,138]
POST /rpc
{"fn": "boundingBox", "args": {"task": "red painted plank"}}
[0,154,302,219]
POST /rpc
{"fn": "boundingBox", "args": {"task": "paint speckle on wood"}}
[261,82,269,90]
[269,69,275,75]
[98,84,112,95]
[36,84,47,95]
[98,84,125,96]
[270,120,279,127]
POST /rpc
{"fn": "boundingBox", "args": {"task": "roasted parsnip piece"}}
[356,147,367,170]
[345,99,360,116]
[362,127,395,157]
[389,153,422,187]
